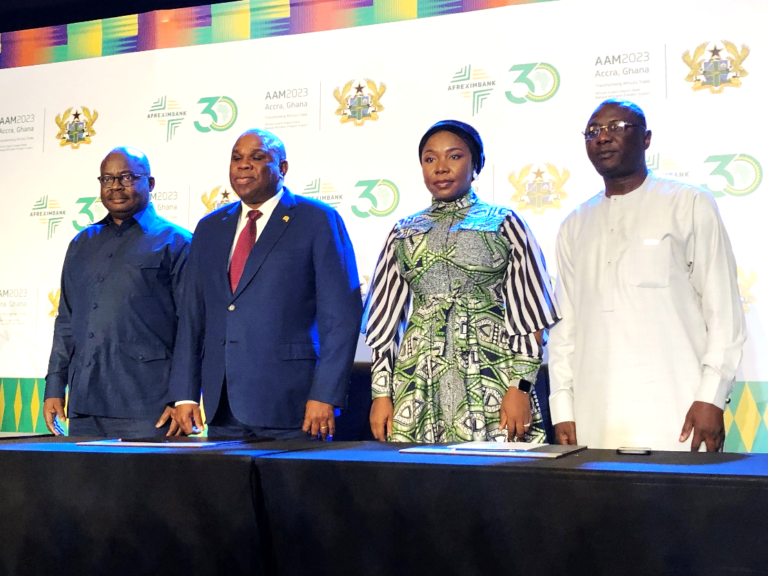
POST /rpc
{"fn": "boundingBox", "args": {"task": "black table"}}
[0,437,271,576]
[254,443,768,576]
[2,438,768,576]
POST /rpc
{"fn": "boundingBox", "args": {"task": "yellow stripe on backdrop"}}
[67,20,103,61]
[211,2,251,43]
[0,379,50,434]
[724,382,768,453]
[374,0,418,22]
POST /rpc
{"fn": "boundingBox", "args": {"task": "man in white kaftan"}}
[548,99,745,451]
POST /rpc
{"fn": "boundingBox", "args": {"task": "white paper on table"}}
[446,441,544,451]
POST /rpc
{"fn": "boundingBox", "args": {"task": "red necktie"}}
[229,209,262,293]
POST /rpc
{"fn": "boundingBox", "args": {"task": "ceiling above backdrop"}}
[0,0,556,69]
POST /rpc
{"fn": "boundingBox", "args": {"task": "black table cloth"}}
[254,442,768,576]
[2,438,768,576]
[0,438,269,576]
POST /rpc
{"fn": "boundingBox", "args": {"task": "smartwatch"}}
[517,379,533,394]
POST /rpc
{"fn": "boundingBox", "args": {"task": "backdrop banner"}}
[0,0,764,451]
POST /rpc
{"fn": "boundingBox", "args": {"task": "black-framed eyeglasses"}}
[583,121,645,141]
[97,173,150,187]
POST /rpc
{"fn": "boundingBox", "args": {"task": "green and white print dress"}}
[364,190,560,443]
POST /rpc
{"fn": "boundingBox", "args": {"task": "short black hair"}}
[418,120,485,175]
[102,146,151,175]
[236,128,287,163]
[594,99,647,127]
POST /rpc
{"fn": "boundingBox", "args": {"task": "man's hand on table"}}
[554,421,578,445]
[303,400,335,441]
[680,401,725,452]
[43,398,67,435]
[156,406,182,436]
[174,403,205,435]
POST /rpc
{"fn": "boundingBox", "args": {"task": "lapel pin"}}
[283,216,290,222]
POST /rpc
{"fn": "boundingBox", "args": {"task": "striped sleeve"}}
[361,225,411,398]
[499,211,561,358]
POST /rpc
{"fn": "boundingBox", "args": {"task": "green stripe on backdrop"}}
[0,378,51,434]
[102,15,139,56]
[725,382,768,453]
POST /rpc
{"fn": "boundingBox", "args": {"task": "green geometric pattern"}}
[724,382,768,453]
[0,378,55,434]
[374,192,545,443]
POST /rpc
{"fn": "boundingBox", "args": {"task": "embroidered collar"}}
[430,190,478,212]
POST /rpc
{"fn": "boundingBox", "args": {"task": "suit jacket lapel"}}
[232,189,297,299]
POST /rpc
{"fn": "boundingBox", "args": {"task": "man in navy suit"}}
[171,129,362,440]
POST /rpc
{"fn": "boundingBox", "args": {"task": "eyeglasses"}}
[97,173,149,187]
[583,121,645,141]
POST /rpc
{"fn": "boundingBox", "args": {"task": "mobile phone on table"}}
[616,447,651,455]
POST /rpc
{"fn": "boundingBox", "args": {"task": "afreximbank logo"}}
[147,96,186,142]
[302,179,343,208]
[448,65,495,116]
[30,196,65,239]
[647,153,691,179]
[701,154,762,197]
[505,63,560,104]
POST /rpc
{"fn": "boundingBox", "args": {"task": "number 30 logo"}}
[194,96,238,133]
[505,63,561,104]
[72,197,101,231]
[701,154,763,197]
[351,180,400,218]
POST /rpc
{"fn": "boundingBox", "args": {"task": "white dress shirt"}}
[177,188,285,407]
[548,174,746,450]
[228,188,285,267]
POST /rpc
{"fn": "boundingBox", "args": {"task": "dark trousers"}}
[207,381,307,440]
[68,413,170,438]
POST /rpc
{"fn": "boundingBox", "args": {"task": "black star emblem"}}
[72,110,81,121]
[709,45,722,58]
[533,168,546,179]
[354,83,365,95]
[221,190,230,201]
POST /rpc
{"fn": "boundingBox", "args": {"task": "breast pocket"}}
[134,253,168,295]
[120,343,170,401]
[627,238,671,288]
[122,343,168,363]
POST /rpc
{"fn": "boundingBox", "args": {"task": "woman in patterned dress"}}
[363,120,560,443]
